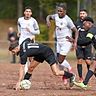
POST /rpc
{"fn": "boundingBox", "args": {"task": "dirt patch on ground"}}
[0,60,96,96]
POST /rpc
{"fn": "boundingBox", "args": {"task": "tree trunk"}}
[17,0,23,18]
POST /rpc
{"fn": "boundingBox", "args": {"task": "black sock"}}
[94,73,96,77]
[64,71,73,78]
[24,72,32,80]
[83,70,94,85]
[87,64,90,71]
[77,64,82,78]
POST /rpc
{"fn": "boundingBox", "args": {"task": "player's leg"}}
[50,63,75,87]
[76,46,84,82]
[57,41,72,69]
[24,57,33,74]
[57,41,73,85]
[84,44,92,71]
[24,60,39,80]
[74,60,95,89]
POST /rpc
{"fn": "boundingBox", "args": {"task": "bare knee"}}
[28,66,34,72]
[77,59,83,64]
[85,59,92,65]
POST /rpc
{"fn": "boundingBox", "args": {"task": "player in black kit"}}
[75,9,92,82]
[73,17,96,89]
[9,38,75,90]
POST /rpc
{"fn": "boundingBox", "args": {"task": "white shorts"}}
[56,38,72,55]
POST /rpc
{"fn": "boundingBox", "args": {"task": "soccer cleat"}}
[74,82,87,90]
[69,74,76,87]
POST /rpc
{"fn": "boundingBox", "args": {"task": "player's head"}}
[57,3,67,18]
[79,9,88,20]
[83,17,94,30]
[9,41,20,54]
[24,6,32,19]
[8,27,14,32]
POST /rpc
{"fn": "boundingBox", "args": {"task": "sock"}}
[24,72,32,80]
[60,60,71,69]
[94,73,96,77]
[87,64,90,71]
[64,71,73,78]
[77,64,82,78]
[83,70,94,85]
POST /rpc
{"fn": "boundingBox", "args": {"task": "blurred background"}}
[0,0,96,63]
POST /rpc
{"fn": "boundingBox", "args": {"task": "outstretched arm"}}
[15,64,24,90]
[46,14,55,28]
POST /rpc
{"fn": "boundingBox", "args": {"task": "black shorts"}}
[33,48,56,66]
[76,44,92,60]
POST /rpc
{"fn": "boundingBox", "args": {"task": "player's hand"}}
[15,82,21,90]
[66,36,74,43]
[46,21,51,28]
[26,27,30,32]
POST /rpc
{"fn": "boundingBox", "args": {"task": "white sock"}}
[59,59,71,70]
[24,61,30,74]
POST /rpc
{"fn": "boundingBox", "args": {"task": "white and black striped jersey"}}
[19,39,56,65]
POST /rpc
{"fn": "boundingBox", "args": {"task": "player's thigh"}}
[58,41,72,55]
[76,46,84,59]
[84,45,92,60]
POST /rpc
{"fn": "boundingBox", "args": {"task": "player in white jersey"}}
[17,7,40,45]
[17,6,40,73]
[46,3,78,85]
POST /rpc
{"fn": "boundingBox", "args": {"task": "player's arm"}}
[77,32,93,46]
[67,17,79,50]
[16,55,27,90]
[17,21,21,38]
[46,14,55,28]
[26,20,40,35]
[71,27,79,49]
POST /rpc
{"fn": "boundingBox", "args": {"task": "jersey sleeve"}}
[77,30,94,46]
[17,18,21,34]
[29,19,40,35]
[67,16,75,29]
[50,14,56,20]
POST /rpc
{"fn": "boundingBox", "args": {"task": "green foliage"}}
[36,23,48,41]
[0,0,17,19]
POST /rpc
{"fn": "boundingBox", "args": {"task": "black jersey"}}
[77,26,96,49]
[89,26,96,49]
[75,19,87,45]
[19,41,56,65]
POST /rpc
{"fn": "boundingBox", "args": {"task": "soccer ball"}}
[20,80,31,90]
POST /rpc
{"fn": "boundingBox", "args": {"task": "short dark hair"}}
[80,9,87,13]
[57,3,67,10]
[83,16,94,23]
[9,41,19,51]
[24,6,32,11]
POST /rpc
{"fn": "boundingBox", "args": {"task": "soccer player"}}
[70,17,96,89]
[75,9,92,82]
[46,3,78,84]
[17,6,40,45]
[9,38,76,90]
[17,6,40,73]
